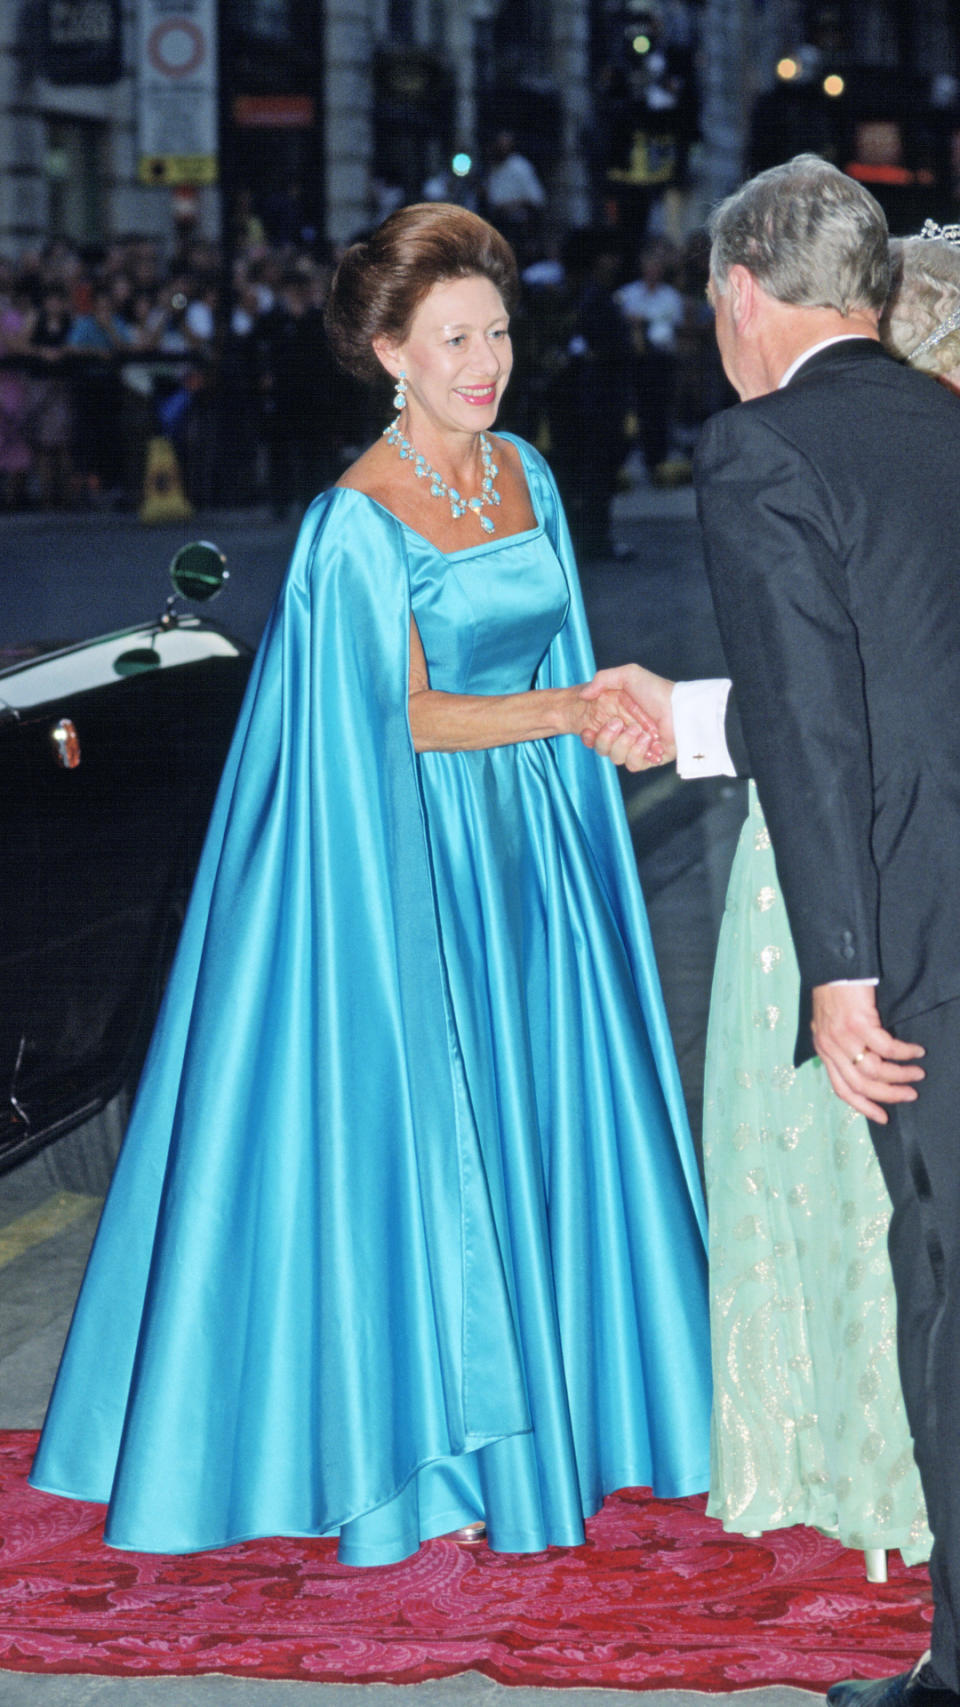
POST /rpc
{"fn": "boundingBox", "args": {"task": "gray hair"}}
[881,236,960,376]
[709,154,889,314]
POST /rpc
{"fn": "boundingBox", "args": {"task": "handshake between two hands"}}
[575,663,676,771]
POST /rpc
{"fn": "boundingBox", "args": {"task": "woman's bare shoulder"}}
[491,431,545,482]
[336,437,396,502]
[489,431,524,474]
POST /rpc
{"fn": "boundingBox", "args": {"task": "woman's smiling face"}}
[382,273,513,434]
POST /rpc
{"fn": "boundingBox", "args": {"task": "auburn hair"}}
[325,203,519,384]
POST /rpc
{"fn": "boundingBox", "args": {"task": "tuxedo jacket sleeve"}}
[695,404,881,1028]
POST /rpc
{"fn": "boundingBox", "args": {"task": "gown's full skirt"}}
[31,442,712,1564]
[704,784,930,1563]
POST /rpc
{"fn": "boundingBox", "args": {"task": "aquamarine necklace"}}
[384,416,502,533]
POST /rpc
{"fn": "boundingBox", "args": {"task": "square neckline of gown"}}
[335,445,546,562]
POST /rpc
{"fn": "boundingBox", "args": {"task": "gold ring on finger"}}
[852,1049,866,1065]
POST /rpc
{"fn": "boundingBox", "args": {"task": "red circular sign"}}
[147,18,206,78]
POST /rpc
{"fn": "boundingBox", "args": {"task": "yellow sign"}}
[138,154,217,186]
[607,132,677,187]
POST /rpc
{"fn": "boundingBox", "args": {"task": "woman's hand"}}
[565,686,666,767]
[579,664,677,769]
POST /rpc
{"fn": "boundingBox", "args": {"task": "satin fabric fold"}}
[32,438,710,1563]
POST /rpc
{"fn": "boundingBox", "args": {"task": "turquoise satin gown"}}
[31,437,711,1565]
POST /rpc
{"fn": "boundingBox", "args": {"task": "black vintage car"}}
[0,544,252,1178]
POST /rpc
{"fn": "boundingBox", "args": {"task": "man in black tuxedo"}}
[584,155,960,1707]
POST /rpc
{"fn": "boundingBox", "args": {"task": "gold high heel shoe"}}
[451,1521,486,1544]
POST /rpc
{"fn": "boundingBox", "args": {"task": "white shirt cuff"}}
[672,679,737,778]
[828,977,879,986]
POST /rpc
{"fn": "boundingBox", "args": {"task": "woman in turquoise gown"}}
[31,204,711,1565]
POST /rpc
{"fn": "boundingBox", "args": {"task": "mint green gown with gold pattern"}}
[703,783,931,1564]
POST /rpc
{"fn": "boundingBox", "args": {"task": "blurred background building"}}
[1,0,593,254]
[1,1,955,259]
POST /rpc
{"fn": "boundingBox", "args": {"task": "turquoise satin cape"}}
[31,438,706,1553]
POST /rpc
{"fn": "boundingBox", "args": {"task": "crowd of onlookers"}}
[0,232,353,515]
[0,217,729,540]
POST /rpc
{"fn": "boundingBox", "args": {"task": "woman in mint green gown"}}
[704,784,930,1566]
[31,205,711,1565]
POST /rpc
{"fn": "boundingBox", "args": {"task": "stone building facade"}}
[1,1,957,257]
[1,0,594,256]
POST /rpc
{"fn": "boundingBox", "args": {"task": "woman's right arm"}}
[407,616,657,756]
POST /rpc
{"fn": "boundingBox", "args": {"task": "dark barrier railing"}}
[0,349,223,513]
[0,344,386,516]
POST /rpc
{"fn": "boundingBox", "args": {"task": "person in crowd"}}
[232,187,266,251]
[178,275,220,507]
[181,274,218,354]
[545,226,635,561]
[253,265,346,517]
[0,280,37,508]
[65,282,132,502]
[218,276,267,504]
[672,231,736,455]
[30,203,711,1568]
[141,277,207,498]
[583,159,960,1707]
[483,130,546,261]
[118,285,184,506]
[27,282,74,508]
[616,239,686,480]
[106,269,135,326]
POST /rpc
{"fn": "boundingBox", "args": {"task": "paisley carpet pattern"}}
[0,1432,931,1687]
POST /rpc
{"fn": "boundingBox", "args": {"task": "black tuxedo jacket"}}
[694,339,960,1062]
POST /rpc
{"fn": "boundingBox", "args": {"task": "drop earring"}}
[392,370,407,413]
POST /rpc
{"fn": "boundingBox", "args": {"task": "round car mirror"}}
[169,541,228,604]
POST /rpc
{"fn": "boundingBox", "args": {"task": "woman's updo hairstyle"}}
[325,203,519,385]
[881,235,960,377]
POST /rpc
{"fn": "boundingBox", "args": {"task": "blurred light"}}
[451,152,472,178]
[776,57,798,81]
[631,33,651,54]
[823,73,845,97]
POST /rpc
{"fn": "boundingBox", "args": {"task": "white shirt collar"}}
[778,334,874,390]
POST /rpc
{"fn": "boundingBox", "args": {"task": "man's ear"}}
[372,335,402,382]
[727,264,754,328]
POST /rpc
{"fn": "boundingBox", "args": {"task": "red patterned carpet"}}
[0,1432,931,1687]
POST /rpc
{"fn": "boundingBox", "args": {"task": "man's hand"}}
[579,663,677,770]
[570,686,660,764]
[811,982,925,1124]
